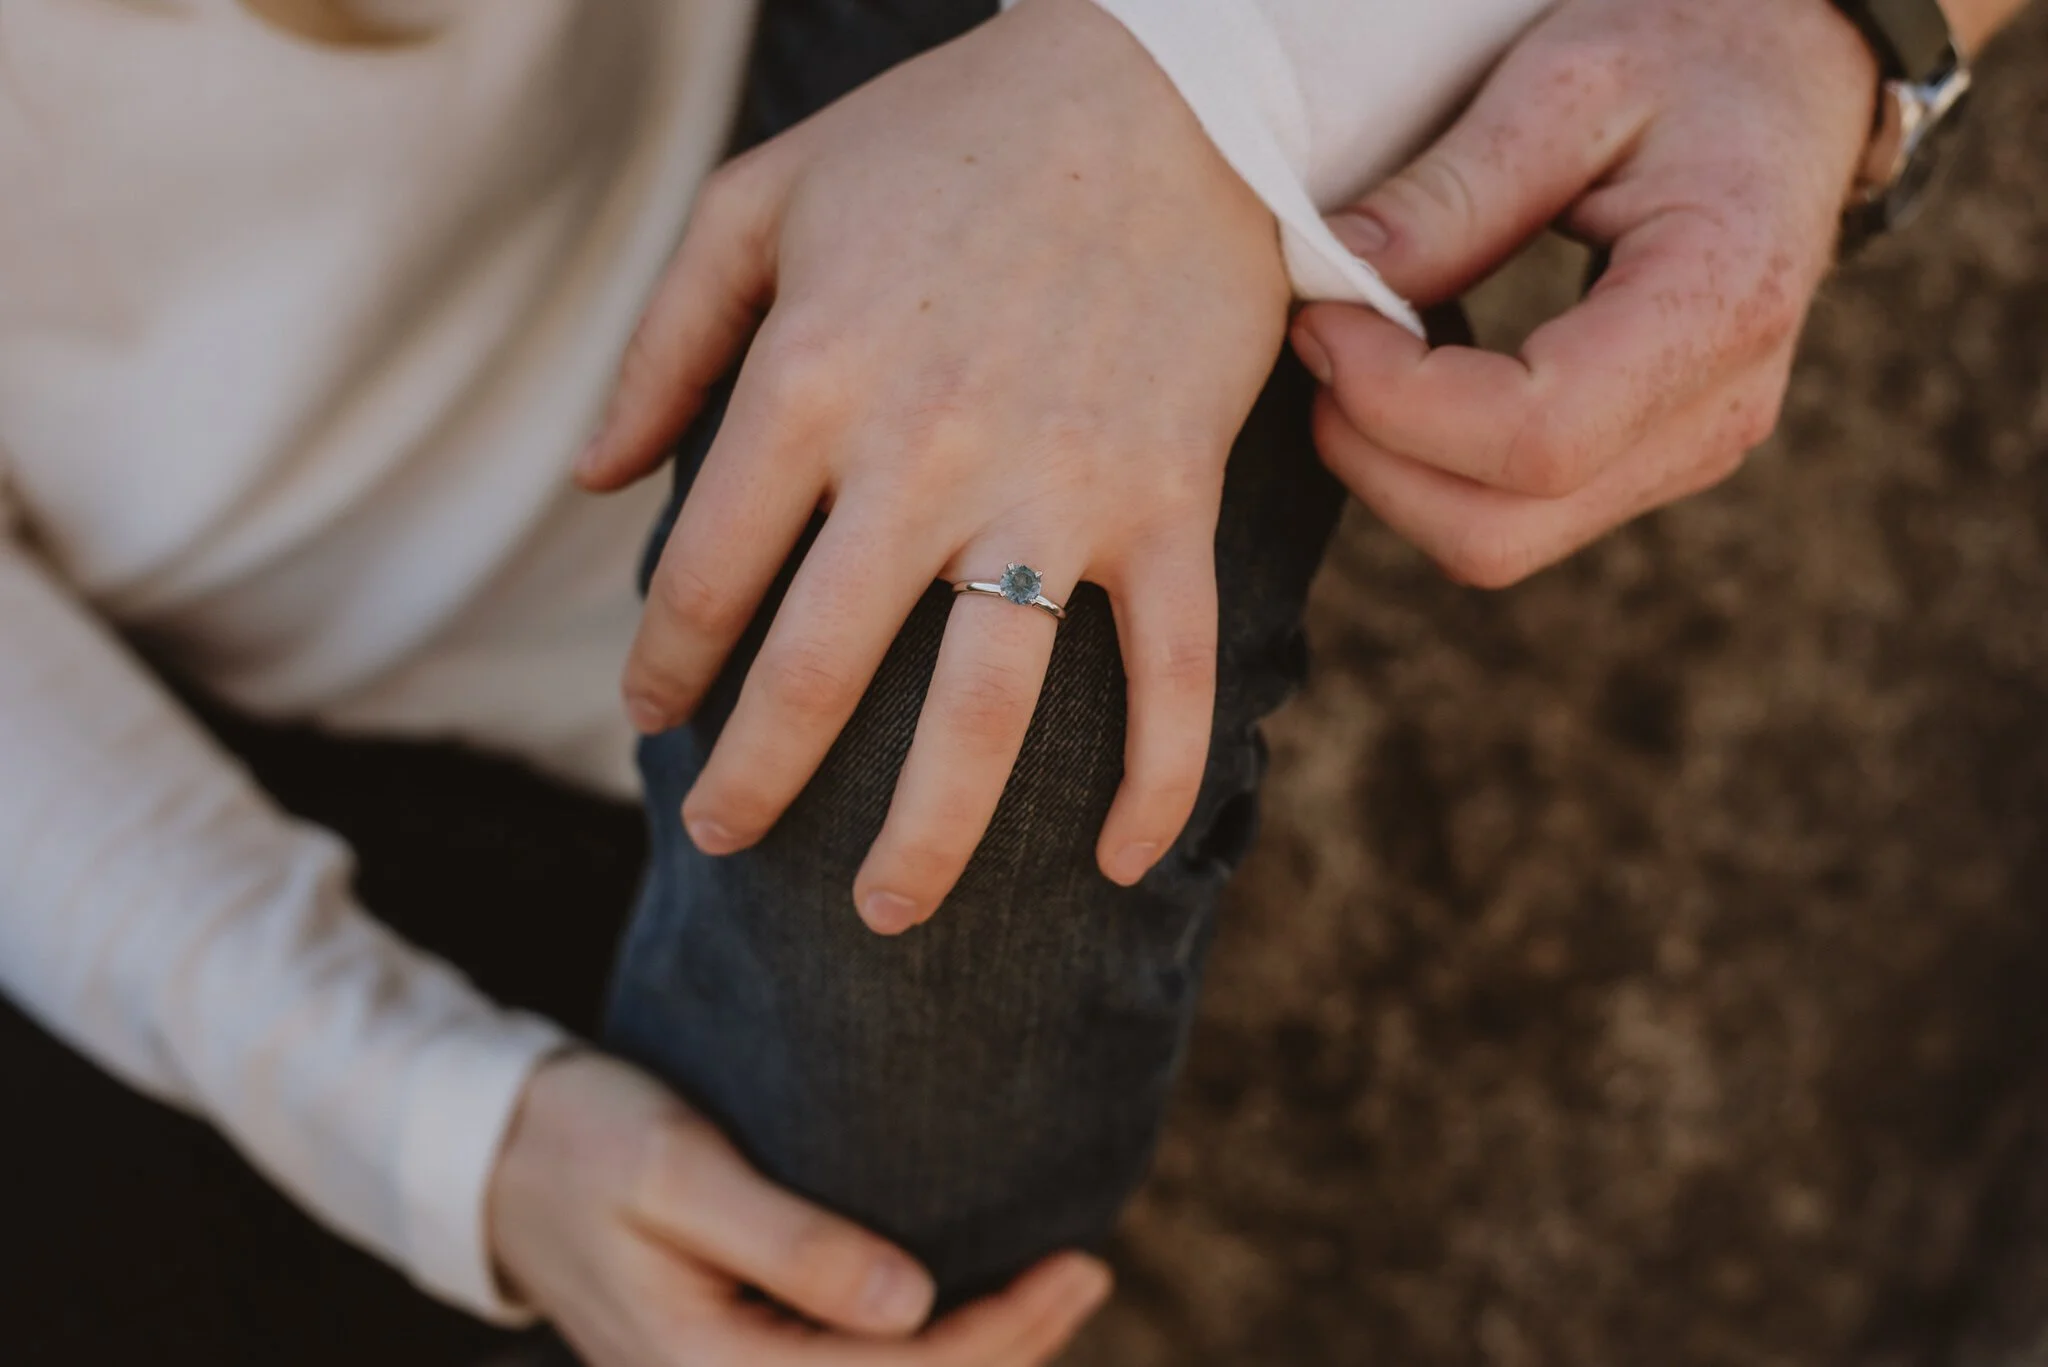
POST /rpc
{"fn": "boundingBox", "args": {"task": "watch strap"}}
[1837,0,1958,82]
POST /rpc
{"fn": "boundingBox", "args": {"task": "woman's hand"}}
[488,1052,1111,1366]
[1291,0,1879,589]
[574,0,1290,933]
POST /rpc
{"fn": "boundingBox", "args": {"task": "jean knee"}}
[604,564,1277,1293]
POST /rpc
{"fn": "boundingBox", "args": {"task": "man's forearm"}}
[1949,0,2031,54]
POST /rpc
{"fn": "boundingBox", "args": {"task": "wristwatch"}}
[1831,0,1974,251]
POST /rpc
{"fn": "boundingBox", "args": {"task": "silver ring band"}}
[950,563,1067,620]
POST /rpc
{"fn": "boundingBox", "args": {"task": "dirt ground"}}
[1067,12,2048,1367]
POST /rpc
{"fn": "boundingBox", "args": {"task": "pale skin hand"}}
[574,0,1289,934]
[1290,0,1933,590]
[488,1052,1112,1367]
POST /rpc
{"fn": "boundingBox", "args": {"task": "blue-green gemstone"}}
[998,563,1042,606]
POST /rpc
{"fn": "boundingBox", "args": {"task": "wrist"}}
[1942,0,2021,54]
[1822,0,1978,249]
[995,0,1288,295]
[483,1045,596,1311]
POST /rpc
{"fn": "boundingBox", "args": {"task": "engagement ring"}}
[950,563,1067,620]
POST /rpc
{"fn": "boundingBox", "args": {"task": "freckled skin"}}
[1295,0,1987,590]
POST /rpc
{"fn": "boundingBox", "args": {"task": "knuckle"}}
[651,560,746,640]
[629,1112,710,1216]
[1145,633,1216,695]
[878,421,978,505]
[895,363,978,450]
[1397,153,1482,235]
[944,658,1039,748]
[693,158,750,215]
[1501,412,1592,499]
[690,785,776,844]
[780,1215,872,1317]
[757,641,863,724]
[750,322,853,423]
[1731,392,1784,454]
[1687,396,1773,495]
[1311,388,1375,475]
[622,648,687,709]
[1140,769,1206,826]
[1696,441,1749,492]
[1130,460,1222,533]
[886,836,972,891]
[613,322,670,402]
[1439,536,1534,591]
[691,152,773,237]
[1735,252,1808,352]
[1008,419,1116,504]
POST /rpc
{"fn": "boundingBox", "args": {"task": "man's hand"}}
[1290,0,1881,588]
[488,1052,1111,1367]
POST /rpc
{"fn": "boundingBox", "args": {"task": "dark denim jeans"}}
[601,0,1349,1310]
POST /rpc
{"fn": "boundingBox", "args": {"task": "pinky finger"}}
[1096,535,1218,887]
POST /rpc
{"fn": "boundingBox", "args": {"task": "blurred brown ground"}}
[1069,10,2048,1366]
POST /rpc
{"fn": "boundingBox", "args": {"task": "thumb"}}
[574,154,784,492]
[1324,36,1646,306]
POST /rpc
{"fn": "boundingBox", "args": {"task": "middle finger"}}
[851,546,1073,934]
[681,495,941,854]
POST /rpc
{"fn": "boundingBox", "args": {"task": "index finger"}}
[1302,201,1794,501]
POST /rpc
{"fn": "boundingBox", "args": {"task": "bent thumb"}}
[1327,43,1638,306]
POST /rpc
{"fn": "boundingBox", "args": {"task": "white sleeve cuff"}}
[1078,0,1425,332]
[396,1009,574,1324]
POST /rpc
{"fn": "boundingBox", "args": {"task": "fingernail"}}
[685,816,739,853]
[1063,1258,1114,1313]
[1108,842,1160,886]
[625,696,670,734]
[862,1258,934,1328]
[1291,324,1332,386]
[861,890,921,936]
[571,434,605,480]
[1331,208,1392,257]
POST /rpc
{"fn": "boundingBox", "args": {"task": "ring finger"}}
[851,544,1075,934]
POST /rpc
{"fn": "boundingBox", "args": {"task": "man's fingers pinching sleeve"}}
[1311,366,1780,590]
[574,156,784,493]
[628,1114,936,1336]
[1324,25,1649,307]
[1303,200,1786,502]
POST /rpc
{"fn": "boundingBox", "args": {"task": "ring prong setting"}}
[950,563,1066,620]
